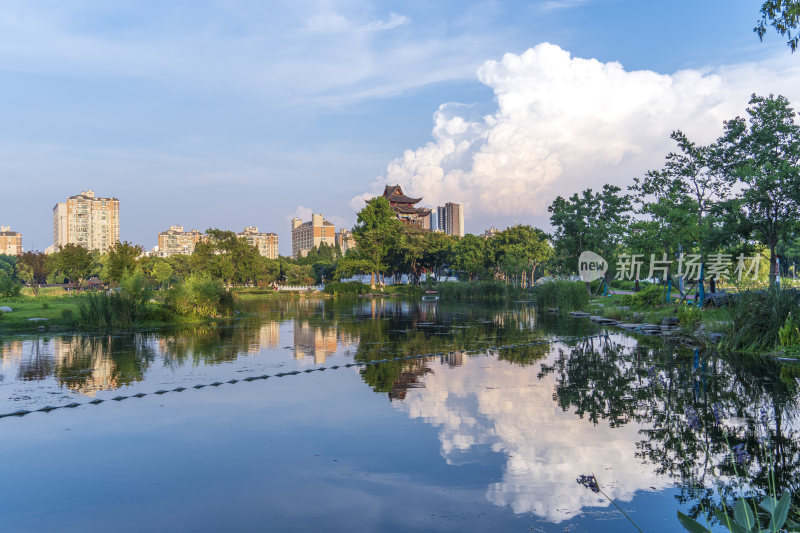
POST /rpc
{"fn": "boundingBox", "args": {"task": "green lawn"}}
[586,294,732,333]
[0,295,82,332]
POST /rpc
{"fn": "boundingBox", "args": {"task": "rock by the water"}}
[569,311,591,318]
[0,306,12,312]
[661,316,679,326]
[590,316,618,325]
[632,312,644,322]
[27,318,49,322]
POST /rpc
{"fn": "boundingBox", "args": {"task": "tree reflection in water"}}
[540,336,800,524]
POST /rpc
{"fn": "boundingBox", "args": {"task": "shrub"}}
[77,272,156,328]
[0,310,4,319]
[0,277,21,298]
[42,302,50,310]
[723,287,800,351]
[531,281,589,311]
[778,312,800,347]
[324,281,369,295]
[165,275,235,318]
[61,308,73,320]
[676,303,702,328]
[623,284,665,308]
[437,281,528,301]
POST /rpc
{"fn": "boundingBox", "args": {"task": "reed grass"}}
[531,281,589,311]
[435,281,528,301]
[722,287,800,352]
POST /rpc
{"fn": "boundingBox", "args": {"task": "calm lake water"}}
[0,297,797,532]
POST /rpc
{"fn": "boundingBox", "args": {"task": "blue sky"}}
[1,0,797,254]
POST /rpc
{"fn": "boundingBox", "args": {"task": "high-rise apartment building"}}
[238,226,279,259]
[291,214,335,259]
[0,226,22,256]
[156,225,206,256]
[437,202,465,237]
[52,190,119,253]
[335,229,356,255]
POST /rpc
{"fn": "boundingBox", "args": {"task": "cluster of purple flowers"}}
[759,407,771,429]
[732,443,751,465]
[576,474,600,493]
[712,403,725,426]
[684,406,702,431]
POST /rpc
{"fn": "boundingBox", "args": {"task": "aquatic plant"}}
[575,400,800,532]
[575,474,643,532]
[323,281,370,295]
[723,287,800,352]
[435,281,528,301]
[677,303,702,328]
[531,280,588,311]
[778,312,800,348]
[622,284,666,308]
[164,274,235,318]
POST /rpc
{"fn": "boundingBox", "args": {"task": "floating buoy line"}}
[0,333,607,421]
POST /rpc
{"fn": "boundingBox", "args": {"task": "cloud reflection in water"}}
[393,347,669,522]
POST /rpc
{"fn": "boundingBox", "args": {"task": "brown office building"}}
[0,226,22,256]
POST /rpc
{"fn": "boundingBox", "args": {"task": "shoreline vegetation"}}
[0,273,236,334]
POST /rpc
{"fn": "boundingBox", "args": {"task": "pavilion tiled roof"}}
[394,204,432,216]
[383,185,422,204]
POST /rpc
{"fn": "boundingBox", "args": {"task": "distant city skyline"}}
[2,1,800,254]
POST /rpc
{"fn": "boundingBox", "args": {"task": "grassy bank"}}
[1,275,237,333]
[0,295,82,332]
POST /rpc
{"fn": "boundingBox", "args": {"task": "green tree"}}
[452,234,488,281]
[15,251,48,296]
[548,184,631,276]
[490,226,553,286]
[192,229,261,285]
[104,241,144,285]
[421,231,455,281]
[718,94,800,284]
[351,197,402,289]
[756,0,800,52]
[630,130,730,283]
[0,254,18,280]
[48,244,94,288]
[150,259,174,288]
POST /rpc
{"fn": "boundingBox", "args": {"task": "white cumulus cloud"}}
[355,43,800,231]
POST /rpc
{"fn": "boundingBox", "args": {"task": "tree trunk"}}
[769,241,778,286]
[370,272,376,290]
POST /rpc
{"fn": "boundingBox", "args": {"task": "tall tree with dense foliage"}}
[452,234,488,281]
[548,185,631,275]
[48,244,94,288]
[104,241,144,285]
[349,197,402,288]
[489,226,553,286]
[718,93,800,284]
[630,130,730,281]
[15,252,48,295]
[193,229,263,285]
[421,231,455,281]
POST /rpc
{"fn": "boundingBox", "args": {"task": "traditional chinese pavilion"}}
[382,185,432,229]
